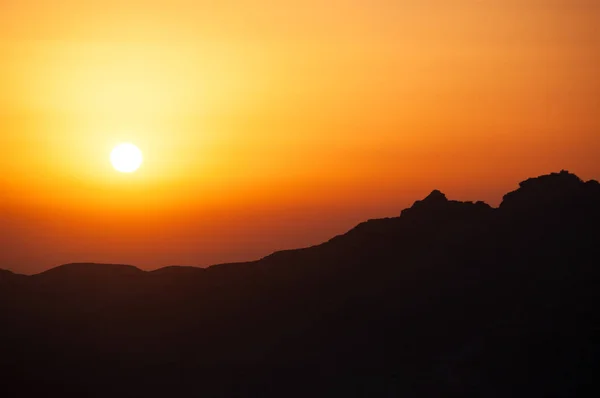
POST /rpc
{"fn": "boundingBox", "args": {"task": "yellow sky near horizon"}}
[1,1,599,273]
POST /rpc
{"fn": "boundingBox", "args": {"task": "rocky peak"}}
[410,189,448,210]
[401,189,453,219]
[499,170,586,212]
[423,189,447,203]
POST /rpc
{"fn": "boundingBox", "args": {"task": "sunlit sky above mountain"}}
[1,1,599,273]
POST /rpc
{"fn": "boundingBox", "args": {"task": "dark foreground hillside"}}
[1,171,599,397]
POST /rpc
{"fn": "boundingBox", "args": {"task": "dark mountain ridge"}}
[1,170,598,397]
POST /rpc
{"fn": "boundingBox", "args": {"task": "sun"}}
[110,143,143,173]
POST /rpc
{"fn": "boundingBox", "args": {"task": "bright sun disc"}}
[110,143,143,173]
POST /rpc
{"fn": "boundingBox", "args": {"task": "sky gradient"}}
[1,1,599,274]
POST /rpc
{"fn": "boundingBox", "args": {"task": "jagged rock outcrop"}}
[500,170,588,212]
[400,188,493,224]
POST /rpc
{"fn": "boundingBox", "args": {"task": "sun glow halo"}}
[110,143,143,173]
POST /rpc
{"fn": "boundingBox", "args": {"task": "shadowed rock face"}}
[0,269,14,278]
[500,170,589,212]
[417,189,448,205]
[400,188,493,224]
[1,171,599,398]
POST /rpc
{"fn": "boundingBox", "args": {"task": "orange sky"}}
[1,1,599,274]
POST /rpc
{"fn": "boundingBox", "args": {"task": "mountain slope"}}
[0,170,598,397]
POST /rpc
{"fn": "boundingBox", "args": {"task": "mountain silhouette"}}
[1,170,598,397]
